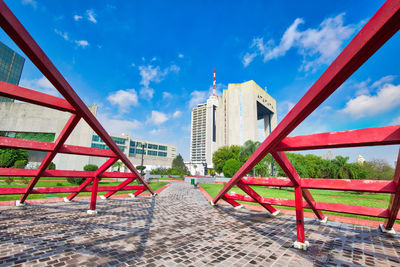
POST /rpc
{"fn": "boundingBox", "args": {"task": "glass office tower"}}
[0,41,25,102]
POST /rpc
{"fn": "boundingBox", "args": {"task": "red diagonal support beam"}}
[19,114,80,204]
[0,81,75,112]
[0,1,154,194]
[222,195,243,208]
[272,151,324,221]
[103,178,137,198]
[384,149,400,230]
[276,125,400,151]
[66,158,118,201]
[236,183,278,214]
[0,136,117,158]
[213,0,400,204]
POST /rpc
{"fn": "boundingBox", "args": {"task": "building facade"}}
[0,41,25,102]
[190,80,277,169]
[0,102,177,171]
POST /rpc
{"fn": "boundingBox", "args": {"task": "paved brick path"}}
[1,182,400,266]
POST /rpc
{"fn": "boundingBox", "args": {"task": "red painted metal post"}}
[89,176,99,212]
[294,186,305,243]
[66,158,118,201]
[384,149,400,230]
[19,114,81,204]
[272,151,324,220]
[213,0,400,204]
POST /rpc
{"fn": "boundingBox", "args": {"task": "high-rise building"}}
[190,72,277,170]
[0,41,25,102]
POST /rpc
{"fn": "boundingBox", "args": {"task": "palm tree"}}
[112,161,124,172]
[239,140,261,176]
[332,156,351,179]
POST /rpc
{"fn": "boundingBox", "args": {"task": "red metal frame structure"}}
[0,1,154,213]
[213,0,400,249]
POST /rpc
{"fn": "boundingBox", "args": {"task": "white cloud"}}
[86,10,97,23]
[147,111,169,125]
[21,0,36,8]
[188,90,208,109]
[162,92,172,99]
[244,13,358,72]
[140,87,154,99]
[54,29,69,41]
[75,40,89,48]
[242,52,257,67]
[172,110,182,118]
[20,76,60,97]
[342,81,400,118]
[150,128,167,135]
[107,89,139,113]
[178,53,184,58]
[73,15,83,21]
[138,64,180,88]
[97,113,141,134]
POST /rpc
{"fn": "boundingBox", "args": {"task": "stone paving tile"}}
[1,182,400,266]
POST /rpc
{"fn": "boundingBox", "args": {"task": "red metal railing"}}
[213,0,400,248]
[0,0,154,212]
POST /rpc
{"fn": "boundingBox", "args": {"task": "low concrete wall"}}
[183,176,231,184]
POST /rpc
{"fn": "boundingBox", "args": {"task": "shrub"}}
[56,182,62,186]
[0,149,28,168]
[21,177,29,184]
[13,159,27,169]
[47,162,56,170]
[83,164,98,172]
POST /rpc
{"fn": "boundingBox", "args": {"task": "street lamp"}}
[140,142,146,176]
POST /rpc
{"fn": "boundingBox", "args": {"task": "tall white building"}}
[190,72,277,170]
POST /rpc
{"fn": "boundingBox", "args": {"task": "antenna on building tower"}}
[212,68,216,96]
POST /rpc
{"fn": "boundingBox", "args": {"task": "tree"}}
[47,162,56,170]
[136,165,146,175]
[112,161,124,172]
[239,140,261,176]
[0,149,28,168]
[67,164,98,185]
[13,159,27,169]
[172,154,186,170]
[222,158,242,178]
[212,145,241,174]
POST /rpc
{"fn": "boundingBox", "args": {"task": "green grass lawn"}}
[150,177,184,180]
[200,183,398,223]
[0,181,168,201]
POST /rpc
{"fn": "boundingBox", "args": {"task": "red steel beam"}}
[222,195,243,208]
[276,125,400,151]
[384,149,400,230]
[240,177,396,193]
[0,1,154,194]
[272,151,324,221]
[0,168,136,178]
[131,189,145,197]
[66,158,117,201]
[213,0,400,204]
[103,178,136,198]
[89,176,100,211]
[19,114,80,203]
[0,81,75,113]
[225,193,400,219]
[0,185,146,195]
[237,183,278,214]
[0,136,117,158]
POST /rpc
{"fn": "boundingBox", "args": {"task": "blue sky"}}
[1,0,399,165]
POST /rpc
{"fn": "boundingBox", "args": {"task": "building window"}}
[158,145,167,151]
[147,150,157,156]
[112,137,126,145]
[130,140,136,147]
[148,144,158,150]
[92,135,100,142]
[158,151,167,157]
[136,149,146,154]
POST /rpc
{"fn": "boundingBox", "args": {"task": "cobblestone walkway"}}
[1,182,400,266]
